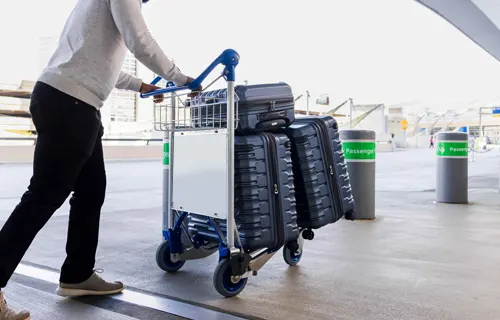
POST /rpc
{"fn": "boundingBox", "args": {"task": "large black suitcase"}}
[284,116,355,229]
[190,83,295,133]
[188,133,299,251]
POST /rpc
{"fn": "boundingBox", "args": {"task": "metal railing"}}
[0,137,162,146]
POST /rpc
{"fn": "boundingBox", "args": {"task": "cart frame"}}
[141,49,304,297]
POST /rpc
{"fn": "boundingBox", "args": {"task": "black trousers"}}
[0,81,106,288]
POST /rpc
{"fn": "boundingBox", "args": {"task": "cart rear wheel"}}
[283,243,302,266]
[156,241,185,273]
[213,259,247,297]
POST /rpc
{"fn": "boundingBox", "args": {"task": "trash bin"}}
[436,132,468,204]
[340,129,376,220]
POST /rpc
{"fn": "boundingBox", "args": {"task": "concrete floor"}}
[7,282,137,320]
[1,148,499,320]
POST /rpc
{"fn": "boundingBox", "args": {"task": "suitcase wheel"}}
[155,241,186,273]
[213,259,248,298]
[283,241,302,266]
[345,210,356,221]
[302,229,315,240]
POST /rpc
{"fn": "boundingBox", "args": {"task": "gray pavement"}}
[1,148,500,319]
[7,281,138,320]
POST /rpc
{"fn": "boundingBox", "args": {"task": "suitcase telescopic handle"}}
[140,49,240,98]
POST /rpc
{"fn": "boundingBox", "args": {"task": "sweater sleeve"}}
[115,71,143,92]
[109,0,188,86]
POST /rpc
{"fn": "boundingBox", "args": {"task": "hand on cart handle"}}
[185,76,203,98]
[140,49,239,99]
[139,82,165,103]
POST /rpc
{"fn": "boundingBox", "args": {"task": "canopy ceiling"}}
[415,0,500,63]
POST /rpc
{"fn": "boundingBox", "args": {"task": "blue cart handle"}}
[140,48,239,98]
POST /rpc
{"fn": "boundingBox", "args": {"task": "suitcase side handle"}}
[140,49,240,98]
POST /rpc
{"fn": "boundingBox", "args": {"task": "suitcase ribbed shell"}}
[284,116,355,228]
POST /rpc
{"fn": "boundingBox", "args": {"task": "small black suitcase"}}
[188,133,299,252]
[190,83,295,134]
[284,116,355,229]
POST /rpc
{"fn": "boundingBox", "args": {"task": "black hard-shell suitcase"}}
[190,83,295,133]
[284,116,355,229]
[188,133,299,251]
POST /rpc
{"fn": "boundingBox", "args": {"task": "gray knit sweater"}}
[38,0,187,109]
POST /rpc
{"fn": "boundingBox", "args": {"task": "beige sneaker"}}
[56,270,124,297]
[0,291,30,320]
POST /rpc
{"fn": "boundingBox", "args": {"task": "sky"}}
[1,0,500,114]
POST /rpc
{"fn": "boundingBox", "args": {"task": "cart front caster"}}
[156,241,185,273]
[283,241,302,266]
[213,259,248,297]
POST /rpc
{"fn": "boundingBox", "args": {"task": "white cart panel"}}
[172,130,229,219]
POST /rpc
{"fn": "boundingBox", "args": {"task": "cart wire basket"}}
[152,81,240,132]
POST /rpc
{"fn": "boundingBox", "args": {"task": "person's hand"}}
[185,76,203,98]
[140,83,164,103]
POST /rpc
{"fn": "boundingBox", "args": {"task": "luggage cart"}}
[140,49,304,297]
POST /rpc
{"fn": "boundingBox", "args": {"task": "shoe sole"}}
[55,286,125,297]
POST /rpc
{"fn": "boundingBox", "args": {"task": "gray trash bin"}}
[436,132,468,204]
[340,129,376,220]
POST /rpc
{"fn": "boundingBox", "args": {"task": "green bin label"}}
[163,142,170,165]
[436,141,468,158]
[342,141,376,162]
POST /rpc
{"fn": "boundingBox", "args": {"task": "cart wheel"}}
[213,259,248,298]
[155,241,185,273]
[283,243,302,266]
